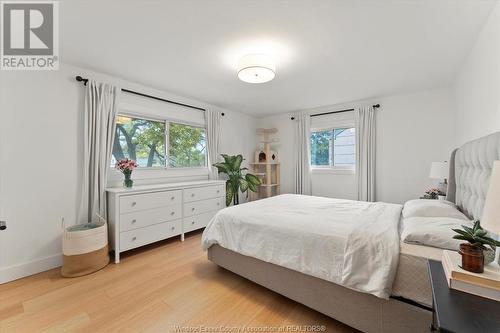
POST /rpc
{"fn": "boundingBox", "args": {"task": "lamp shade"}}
[481,161,500,234]
[429,161,448,180]
[237,54,276,83]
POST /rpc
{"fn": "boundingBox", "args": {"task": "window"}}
[168,123,206,168]
[111,115,206,168]
[310,128,356,168]
[112,116,166,168]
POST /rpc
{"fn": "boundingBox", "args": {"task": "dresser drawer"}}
[184,185,224,203]
[183,211,217,233]
[184,197,224,217]
[120,190,182,213]
[119,205,182,232]
[119,219,182,251]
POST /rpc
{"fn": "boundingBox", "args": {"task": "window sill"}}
[311,167,355,175]
[108,167,209,181]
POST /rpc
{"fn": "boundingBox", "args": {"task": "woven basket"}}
[61,217,110,277]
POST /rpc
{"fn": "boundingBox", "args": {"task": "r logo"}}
[2,2,53,55]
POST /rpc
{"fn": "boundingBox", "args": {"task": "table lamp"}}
[430,161,449,195]
[481,161,500,265]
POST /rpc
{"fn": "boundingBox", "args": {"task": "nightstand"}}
[428,260,500,332]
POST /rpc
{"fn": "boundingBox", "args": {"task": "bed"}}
[202,131,500,333]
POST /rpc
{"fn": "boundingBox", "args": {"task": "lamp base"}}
[437,181,448,196]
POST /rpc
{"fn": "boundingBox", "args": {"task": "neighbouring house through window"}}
[310,128,356,168]
[310,111,356,170]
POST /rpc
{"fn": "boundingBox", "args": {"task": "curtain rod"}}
[290,104,380,120]
[75,76,225,116]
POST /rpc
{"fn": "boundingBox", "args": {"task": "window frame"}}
[310,126,356,174]
[111,112,208,170]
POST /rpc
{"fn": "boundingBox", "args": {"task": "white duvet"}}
[202,194,403,299]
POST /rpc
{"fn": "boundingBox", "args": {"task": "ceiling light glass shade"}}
[237,54,276,83]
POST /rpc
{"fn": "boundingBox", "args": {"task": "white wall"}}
[454,2,500,146]
[257,87,456,204]
[0,63,257,283]
[376,88,455,203]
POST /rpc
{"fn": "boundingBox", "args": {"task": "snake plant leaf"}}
[451,229,469,237]
[475,229,488,237]
[453,235,470,241]
[462,225,474,235]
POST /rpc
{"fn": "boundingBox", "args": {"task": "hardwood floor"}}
[0,231,357,333]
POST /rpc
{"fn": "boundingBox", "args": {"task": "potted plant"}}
[213,154,262,206]
[424,188,443,200]
[116,158,138,188]
[452,221,500,273]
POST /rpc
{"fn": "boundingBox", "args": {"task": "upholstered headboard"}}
[447,132,500,220]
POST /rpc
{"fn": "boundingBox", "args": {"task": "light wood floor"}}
[0,231,358,333]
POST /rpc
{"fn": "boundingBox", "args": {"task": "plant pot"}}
[459,243,484,273]
[123,172,133,188]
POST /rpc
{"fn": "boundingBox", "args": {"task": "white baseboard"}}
[0,253,62,284]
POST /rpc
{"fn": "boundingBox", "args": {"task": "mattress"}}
[392,242,444,307]
[202,194,403,299]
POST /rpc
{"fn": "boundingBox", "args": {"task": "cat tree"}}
[250,128,280,200]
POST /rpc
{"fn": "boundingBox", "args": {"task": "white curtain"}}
[78,80,119,223]
[293,112,312,195]
[355,106,376,202]
[206,109,222,180]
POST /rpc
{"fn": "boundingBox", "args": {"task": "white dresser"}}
[107,180,225,263]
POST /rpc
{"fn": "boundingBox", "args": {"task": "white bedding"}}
[202,194,403,299]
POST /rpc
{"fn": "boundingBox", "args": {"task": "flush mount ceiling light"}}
[237,54,276,83]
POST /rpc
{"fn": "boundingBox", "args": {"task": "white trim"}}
[0,253,62,284]
[311,167,355,175]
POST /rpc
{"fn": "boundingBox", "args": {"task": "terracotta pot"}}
[459,243,484,273]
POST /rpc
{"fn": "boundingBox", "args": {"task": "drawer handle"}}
[171,196,175,200]
[131,202,137,207]
[170,211,175,216]
[217,190,220,193]
[191,221,195,225]
[217,202,220,206]
[132,236,137,241]
[131,219,137,224]
[191,207,195,211]
[171,226,175,231]
[191,193,195,197]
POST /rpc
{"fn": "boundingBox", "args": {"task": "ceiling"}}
[61,0,497,116]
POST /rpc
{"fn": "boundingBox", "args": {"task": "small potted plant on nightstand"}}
[452,221,500,273]
[422,188,444,200]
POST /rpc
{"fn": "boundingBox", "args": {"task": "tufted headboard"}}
[447,132,500,220]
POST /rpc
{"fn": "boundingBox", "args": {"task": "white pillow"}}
[401,217,473,251]
[402,199,469,220]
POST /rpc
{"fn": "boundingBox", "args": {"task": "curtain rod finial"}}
[75,75,88,86]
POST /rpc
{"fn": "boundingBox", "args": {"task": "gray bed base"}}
[208,245,431,333]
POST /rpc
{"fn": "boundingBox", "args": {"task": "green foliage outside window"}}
[111,117,206,168]
[112,117,165,167]
[168,123,206,168]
